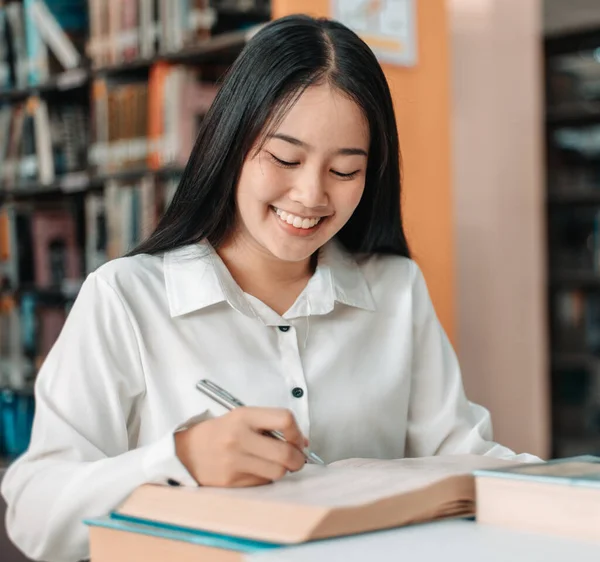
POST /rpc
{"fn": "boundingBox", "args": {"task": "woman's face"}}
[233,83,370,263]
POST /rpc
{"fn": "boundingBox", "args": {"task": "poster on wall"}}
[331,0,417,67]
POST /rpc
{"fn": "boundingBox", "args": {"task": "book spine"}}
[20,100,38,181]
[109,0,122,64]
[138,0,151,58]
[0,6,11,89]
[6,4,30,89]
[121,0,139,61]
[30,0,82,69]
[147,62,168,169]
[32,97,56,185]
[22,0,49,85]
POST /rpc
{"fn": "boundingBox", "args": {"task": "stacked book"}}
[85,454,600,561]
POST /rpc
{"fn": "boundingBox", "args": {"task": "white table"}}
[245,519,600,561]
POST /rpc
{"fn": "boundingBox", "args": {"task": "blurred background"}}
[0,0,599,468]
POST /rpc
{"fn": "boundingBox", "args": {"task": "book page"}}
[207,455,515,508]
[499,461,600,478]
[329,454,515,473]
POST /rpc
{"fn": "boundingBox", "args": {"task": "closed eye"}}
[268,153,299,168]
[332,169,360,180]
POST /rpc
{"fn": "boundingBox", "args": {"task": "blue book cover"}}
[22,0,47,85]
[85,512,283,555]
[474,455,600,488]
[44,0,88,31]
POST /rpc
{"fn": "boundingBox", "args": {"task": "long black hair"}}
[129,14,410,258]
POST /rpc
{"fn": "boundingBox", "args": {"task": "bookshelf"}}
[0,0,270,465]
[545,27,600,459]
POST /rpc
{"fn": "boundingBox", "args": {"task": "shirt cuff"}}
[142,411,213,487]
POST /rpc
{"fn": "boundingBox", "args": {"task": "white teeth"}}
[274,207,322,229]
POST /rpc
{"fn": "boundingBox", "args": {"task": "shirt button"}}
[292,387,304,398]
[278,326,290,332]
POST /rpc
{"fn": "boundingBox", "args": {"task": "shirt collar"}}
[163,239,375,319]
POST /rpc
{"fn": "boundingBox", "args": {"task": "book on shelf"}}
[211,0,270,14]
[0,387,35,460]
[89,63,218,174]
[86,455,518,561]
[87,0,217,68]
[0,200,81,381]
[475,455,600,542]
[1,96,88,189]
[103,175,163,260]
[0,0,88,88]
[147,62,219,169]
[30,206,82,288]
[30,0,85,71]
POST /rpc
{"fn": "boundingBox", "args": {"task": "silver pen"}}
[196,379,326,466]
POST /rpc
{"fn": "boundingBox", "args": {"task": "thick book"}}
[107,455,517,546]
[475,455,600,542]
[86,514,280,562]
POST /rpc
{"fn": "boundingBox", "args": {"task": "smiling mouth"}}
[271,206,326,230]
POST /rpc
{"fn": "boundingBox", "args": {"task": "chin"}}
[261,237,325,263]
[267,244,319,263]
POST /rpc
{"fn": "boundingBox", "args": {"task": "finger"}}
[226,473,272,488]
[240,428,305,472]
[234,452,291,483]
[237,407,305,449]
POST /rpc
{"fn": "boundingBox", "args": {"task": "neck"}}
[216,235,315,315]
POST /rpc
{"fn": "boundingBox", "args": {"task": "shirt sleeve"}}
[404,262,541,463]
[1,272,197,562]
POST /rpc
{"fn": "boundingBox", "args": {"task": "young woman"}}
[2,14,538,562]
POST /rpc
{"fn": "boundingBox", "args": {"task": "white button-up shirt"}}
[1,239,537,561]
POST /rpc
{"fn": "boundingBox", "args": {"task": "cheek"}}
[333,182,366,216]
[237,155,286,205]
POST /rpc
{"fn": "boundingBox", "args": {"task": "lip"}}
[273,207,330,220]
[270,206,327,237]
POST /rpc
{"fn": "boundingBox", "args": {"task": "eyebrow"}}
[269,133,368,157]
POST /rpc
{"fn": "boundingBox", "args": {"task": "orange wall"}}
[272,0,456,343]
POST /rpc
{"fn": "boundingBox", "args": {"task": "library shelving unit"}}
[545,27,600,459]
[0,0,271,468]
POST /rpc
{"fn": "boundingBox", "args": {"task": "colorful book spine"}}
[22,0,49,85]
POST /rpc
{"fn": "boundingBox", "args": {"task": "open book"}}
[112,455,518,544]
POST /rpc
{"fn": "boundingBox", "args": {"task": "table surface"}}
[245,519,600,561]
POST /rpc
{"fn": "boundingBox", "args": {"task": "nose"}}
[288,167,329,209]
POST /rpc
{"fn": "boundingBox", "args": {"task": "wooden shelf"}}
[0,68,90,102]
[0,25,262,99]
[92,26,261,76]
[550,271,600,289]
[0,172,99,199]
[95,165,185,183]
[552,352,600,369]
[548,191,600,205]
[215,6,270,18]
[14,284,81,301]
[546,103,600,127]
[0,166,185,201]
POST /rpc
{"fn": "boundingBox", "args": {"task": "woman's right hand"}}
[174,407,308,487]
